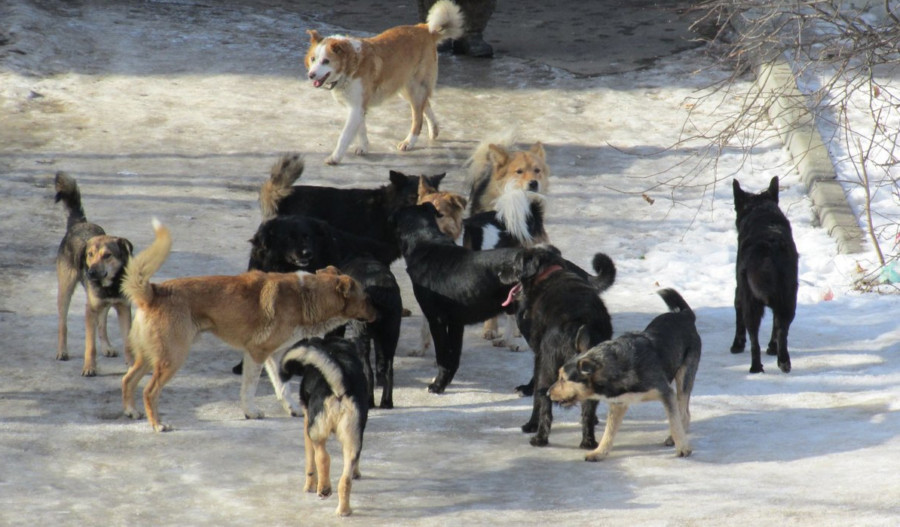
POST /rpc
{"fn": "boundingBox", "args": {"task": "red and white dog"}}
[305,1,464,165]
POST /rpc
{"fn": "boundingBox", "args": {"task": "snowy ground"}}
[1,1,899,525]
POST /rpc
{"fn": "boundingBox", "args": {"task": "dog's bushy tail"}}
[122,218,171,308]
[259,154,304,220]
[658,288,695,322]
[280,341,347,397]
[465,130,517,188]
[54,171,88,229]
[427,0,464,42]
[591,253,616,293]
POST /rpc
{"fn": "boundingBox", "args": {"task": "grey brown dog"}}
[548,289,701,461]
[54,172,134,376]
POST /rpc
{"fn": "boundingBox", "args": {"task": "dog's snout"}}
[528,180,539,191]
[308,71,316,80]
[87,267,105,280]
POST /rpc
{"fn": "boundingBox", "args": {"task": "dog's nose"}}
[87,268,105,280]
[308,71,315,80]
[528,180,539,191]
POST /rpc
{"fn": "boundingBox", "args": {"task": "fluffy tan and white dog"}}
[120,219,376,432]
[304,0,463,165]
[466,135,551,214]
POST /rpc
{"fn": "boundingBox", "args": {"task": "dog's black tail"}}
[259,153,304,220]
[280,340,347,397]
[54,172,87,230]
[591,253,616,293]
[658,288,695,322]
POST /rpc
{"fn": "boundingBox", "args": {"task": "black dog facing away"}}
[393,202,523,394]
[498,246,616,448]
[548,289,701,461]
[244,215,402,409]
[259,153,445,263]
[280,336,368,517]
[731,176,798,374]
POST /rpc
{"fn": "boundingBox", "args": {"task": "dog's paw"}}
[123,408,143,420]
[427,381,446,394]
[515,384,534,397]
[243,408,265,420]
[101,346,119,358]
[521,421,538,434]
[407,347,427,357]
[304,476,317,493]
[153,422,173,432]
[749,363,764,374]
[81,365,97,377]
[482,328,501,340]
[778,359,792,374]
[584,451,608,462]
[664,435,675,447]
[56,351,69,361]
[336,505,352,517]
[318,487,333,499]
[324,155,341,165]
[397,140,413,151]
[353,145,368,156]
[676,446,693,458]
[580,438,599,450]
[529,435,549,447]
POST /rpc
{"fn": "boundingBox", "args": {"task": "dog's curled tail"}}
[657,288,695,322]
[54,171,88,229]
[280,340,347,397]
[591,253,616,293]
[427,0,465,42]
[259,154,304,220]
[122,218,171,308]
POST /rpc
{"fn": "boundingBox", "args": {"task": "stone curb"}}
[754,59,864,254]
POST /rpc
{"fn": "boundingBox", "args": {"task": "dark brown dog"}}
[54,172,134,376]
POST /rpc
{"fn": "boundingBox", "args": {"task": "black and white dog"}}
[731,176,798,374]
[259,153,445,262]
[499,246,615,448]
[281,337,369,516]
[393,203,522,393]
[548,289,701,461]
[244,215,402,409]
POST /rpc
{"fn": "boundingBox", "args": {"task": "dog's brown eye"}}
[322,59,330,65]
[534,168,541,174]
[516,169,524,175]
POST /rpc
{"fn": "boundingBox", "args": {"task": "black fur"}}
[266,162,445,262]
[393,203,523,393]
[731,176,798,374]
[245,216,402,409]
[499,246,615,448]
[462,197,546,250]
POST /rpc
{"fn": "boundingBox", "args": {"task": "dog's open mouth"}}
[502,282,522,307]
[312,73,335,89]
[288,255,311,268]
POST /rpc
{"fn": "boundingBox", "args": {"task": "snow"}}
[1,1,899,525]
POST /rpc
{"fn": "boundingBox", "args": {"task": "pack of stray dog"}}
[43,1,820,518]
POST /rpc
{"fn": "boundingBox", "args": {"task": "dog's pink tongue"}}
[313,79,323,88]
[502,283,522,307]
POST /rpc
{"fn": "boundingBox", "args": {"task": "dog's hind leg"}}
[398,86,427,151]
[122,349,152,420]
[263,352,301,416]
[354,119,370,156]
[586,403,628,462]
[142,355,183,432]
[424,100,439,140]
[240,352,267,419]
[55,262,78,361]
[313,440,332,499]
[335,419,362,516]
[426,318,461,393]
[769,308,794,373]
[729,285,747,354]
[744,297,766,374]
[661,390,692,457]
[113,303,133,365]
[303,411,318,493]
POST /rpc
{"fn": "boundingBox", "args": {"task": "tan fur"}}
[120,221,377,432]
[304,396,363,516]
[468,141,551,214]
[305,1,463,164]
[259,154,304,220]
[416,177,466,241]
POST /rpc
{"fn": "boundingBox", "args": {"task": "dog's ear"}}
[118,238,134,257]
[767,176,780,203]
[574,325,593,354]
[732,179,746,210]
[529,142,546,160]
[307,29,322,44]
[317,265,341,276]
[336,275,355,297]
[488,144,510,168]
[451,194,468,210]
[418,177,436,200]
[519,251,542,280]
[389,170,410,188]
[328,39,351,56]
[427,173,446,189]
[577,357,598,378]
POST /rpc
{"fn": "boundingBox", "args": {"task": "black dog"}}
[499,246,615,448]
[548,289,701,461]
[245,215,402,409]
[280,336,368,516]
[393,203,522,393]
[259,153,444,262]
[731,176,798,374]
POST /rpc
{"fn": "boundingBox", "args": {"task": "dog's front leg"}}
[114,304,134,366]
[240,352,266,419]
[264,352,301,416]
[730,284,747,353]
[586,403,628,462]
[326,106,365,165]
[82,303,100,376]
[427,319,460,393]
[96,304,117,359]
[303,412,318,493]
